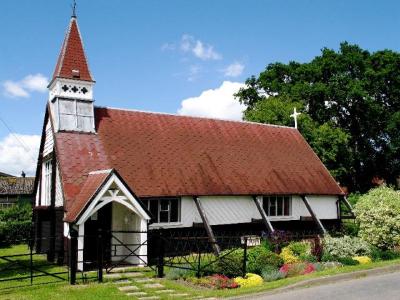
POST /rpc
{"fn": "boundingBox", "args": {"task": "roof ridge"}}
[96,106,297,130]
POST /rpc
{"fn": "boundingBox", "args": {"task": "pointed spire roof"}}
[51,16,94,83]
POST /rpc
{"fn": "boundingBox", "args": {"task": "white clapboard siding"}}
[291,195,338,220]
[151,195,339,229]
[197,196,261,226]
[43,120,54,156]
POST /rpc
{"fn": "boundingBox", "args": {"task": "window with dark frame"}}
[263,195,291,217]
[142,198,180,223]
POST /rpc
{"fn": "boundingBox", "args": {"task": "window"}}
[263,196,291,217]
[43,160,52,205]
[58,99,93,131]
[142,198,180,223]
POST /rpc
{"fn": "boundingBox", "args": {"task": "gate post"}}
[97,228,104,283]
[69,228,78,285]
[242,237,248,278]
[157,230,165,278]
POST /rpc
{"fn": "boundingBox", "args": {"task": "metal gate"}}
[0,238,68,290]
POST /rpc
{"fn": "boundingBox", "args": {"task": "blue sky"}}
[0,0,399,175]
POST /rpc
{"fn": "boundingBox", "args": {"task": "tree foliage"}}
[236,42,400,191]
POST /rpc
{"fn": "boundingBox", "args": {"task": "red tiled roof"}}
[64,171,110,222]
[55,107,344,216]
[51,17,93,83]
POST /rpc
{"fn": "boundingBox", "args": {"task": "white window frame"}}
[142,198,181,224]
[263,195,292,217]
[58,99,94,130]
[43,159,52,205]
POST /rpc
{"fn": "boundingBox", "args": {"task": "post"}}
[242,237,248,278]
[97,228,103,283]
[193,196,220,255]
[29,237,33,285]
[157,230,164,278]
[196,251,202,278]
[69,228,78,285]
[252,196,275,234]
[301,195,327,235]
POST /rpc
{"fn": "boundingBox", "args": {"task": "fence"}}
[0,228,321,289]
[0,236,69,290]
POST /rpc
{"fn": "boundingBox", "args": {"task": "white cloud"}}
[0,133,40,176]
[180,35,222,61]
[187,65,202,82]
[3,81,29,98]
[3,73,48,98]
[21,74,48,92]
[222,62,245,77]
[177,81,246,120]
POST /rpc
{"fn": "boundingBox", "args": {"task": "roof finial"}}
[71,0,77,18]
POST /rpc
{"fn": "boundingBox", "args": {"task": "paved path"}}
[252,271,400,300]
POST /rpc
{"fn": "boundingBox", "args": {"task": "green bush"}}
[288,241,312,257]
[165,266,196,280]
[354,187,400,249]
[261,266,286,282]
[323,235,371,259]
[216,248,244,277]
[247,246,283,274]
[337,257,359,266]
[370,247,400,261]
[0,203,32,245]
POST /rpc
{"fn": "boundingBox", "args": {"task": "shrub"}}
[352,256,372,264]
[216,248,244,278]
[247,246,283,274]
[209,274,239,289]
[0,203,32,245]
[280,241,313,263]
[280,247,299,264]
[354,187,400,249]
[279,262,316,277]
[370,247,400,261]
[323,235,371,259]
[261,266,286,282]
[289,241,312,257]
[186,274,238,289]
[234,273,263,288]
[337,257,359,266]
[263,230,291,252]
[299,254,317,262]
[165,266,195,280]
[311,236,323,260]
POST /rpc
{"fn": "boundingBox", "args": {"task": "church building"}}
[33,13,346,268]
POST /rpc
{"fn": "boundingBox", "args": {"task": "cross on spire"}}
[71,0,77,18]
[290,107,301,129]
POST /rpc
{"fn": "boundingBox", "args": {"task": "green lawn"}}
[1,244,400,300]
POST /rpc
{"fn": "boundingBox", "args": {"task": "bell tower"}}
[48,12,95,133]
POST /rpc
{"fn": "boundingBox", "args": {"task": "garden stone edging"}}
[229,263,400,299]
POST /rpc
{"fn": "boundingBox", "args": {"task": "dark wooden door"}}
[83,203,112,269]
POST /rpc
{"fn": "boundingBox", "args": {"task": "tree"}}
[236,42,400,191]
